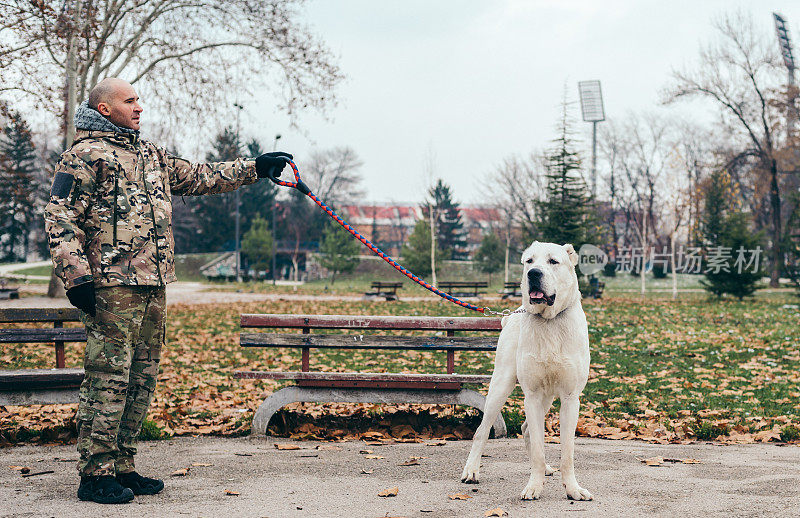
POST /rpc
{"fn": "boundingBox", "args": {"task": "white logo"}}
[578,244,608,276]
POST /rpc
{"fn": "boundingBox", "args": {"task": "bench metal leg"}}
[251,386,507,438]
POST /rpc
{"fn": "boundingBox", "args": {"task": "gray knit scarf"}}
[74,100,138,134]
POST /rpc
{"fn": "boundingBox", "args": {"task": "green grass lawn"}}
[2,290,799,444]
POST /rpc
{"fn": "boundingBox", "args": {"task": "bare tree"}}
[0,0,342,296]
[302,147,364,208]
[0,0,344,145]
[482,152,547,280]
[665,11,790,286]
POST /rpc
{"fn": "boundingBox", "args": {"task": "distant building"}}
[338,203,503,257]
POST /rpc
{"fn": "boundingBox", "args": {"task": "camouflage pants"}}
[77,285,166,476]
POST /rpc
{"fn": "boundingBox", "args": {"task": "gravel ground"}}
[0,436,798,517]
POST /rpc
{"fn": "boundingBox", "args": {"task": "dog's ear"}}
[563,244,579,266]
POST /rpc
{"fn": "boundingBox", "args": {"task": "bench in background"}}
[364,281,403,301]
[0,308,85,405]
[437,281,488,298]
[235,314,507,438]
[501,281,521,299]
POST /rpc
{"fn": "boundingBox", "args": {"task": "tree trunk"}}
[49,1,81,298]
[504,225,510,284]
[429,205,437,288]
[769,159,782,287]
[671,232,677,301]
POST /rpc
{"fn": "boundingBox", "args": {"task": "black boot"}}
[116,471,164,495]
[77,475,135,504]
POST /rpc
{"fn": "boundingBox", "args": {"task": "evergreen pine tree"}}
[318,221,361,283]
[537,101,597,249]
[401,219,445,278]
[474,233,504,284]
[0,113,37,261]
[190,127,240,251]
[700,170,764,299]
[421,179,467,260]
[241,214,274,277]
[238,138,276,237]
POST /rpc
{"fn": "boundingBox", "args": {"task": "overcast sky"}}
[234,0,800,205]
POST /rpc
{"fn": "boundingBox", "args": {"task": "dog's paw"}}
[545,464,557,476]
[461,464,480,484]
[520,480,544,500]
[565,484,592,501]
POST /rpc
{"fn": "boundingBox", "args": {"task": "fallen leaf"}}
[399,459,419,466]
[449,493,472,500]
[681,458,702,464]
[274,444,301,450]
[364,455,385,459]
[359,449,374,454]
[170,467,190,477]
[225,489,240,496]
[640,457,664,466]
[365,441,385,446]
[9,466,30,474]
[360,469,373,474]
[316,444,341,451]
[378,486,399,497]
[191,463,212,467]
[484,508,508,517]
[425,441,447,446]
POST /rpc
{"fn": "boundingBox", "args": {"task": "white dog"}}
[461,241,592,501]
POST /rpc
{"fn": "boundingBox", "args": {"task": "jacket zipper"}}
[112,166,118,246]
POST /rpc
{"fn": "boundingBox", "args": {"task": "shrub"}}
[138,419,169,441]
[694,421,729,441]
[780,425,799,442]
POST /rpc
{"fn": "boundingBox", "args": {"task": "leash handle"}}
[271,159,515,315]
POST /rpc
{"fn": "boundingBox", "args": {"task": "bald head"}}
[87,78,142,131]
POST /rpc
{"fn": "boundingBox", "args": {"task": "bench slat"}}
[0,328,86,343]
[240,333,497,351]
[0,308,81,323]
[0,368,84,390]
[241,314,502,331]
[234,371,492,384]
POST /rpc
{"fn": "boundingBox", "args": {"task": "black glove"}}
[256,152,293,180]
[66,282,96,317]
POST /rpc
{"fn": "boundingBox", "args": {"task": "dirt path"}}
[0,436,797,517]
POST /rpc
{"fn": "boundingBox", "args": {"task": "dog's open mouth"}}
[529,291,556,306]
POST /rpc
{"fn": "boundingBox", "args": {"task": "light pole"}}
[233,102,244,283]
[577,80,606,199]
[774,13,798,137]
[271,134,281,285]
[774,13,796,84]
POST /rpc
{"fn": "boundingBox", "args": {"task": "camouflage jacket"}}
[45,130,258,290]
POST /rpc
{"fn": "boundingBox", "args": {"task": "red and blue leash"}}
[268,159,512,315]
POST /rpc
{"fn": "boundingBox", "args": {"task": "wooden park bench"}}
[364,281,403,301]
[234,314,507,438]
[0,308,85,405]
[438,281,488,298]
[0,278,19,300]
[501,281,521,300]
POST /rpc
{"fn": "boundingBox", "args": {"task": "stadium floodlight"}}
[578,80,605,122]
[578,80,605,199]
[774,13,795,79]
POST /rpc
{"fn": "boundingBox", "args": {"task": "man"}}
[45,78,291,504]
